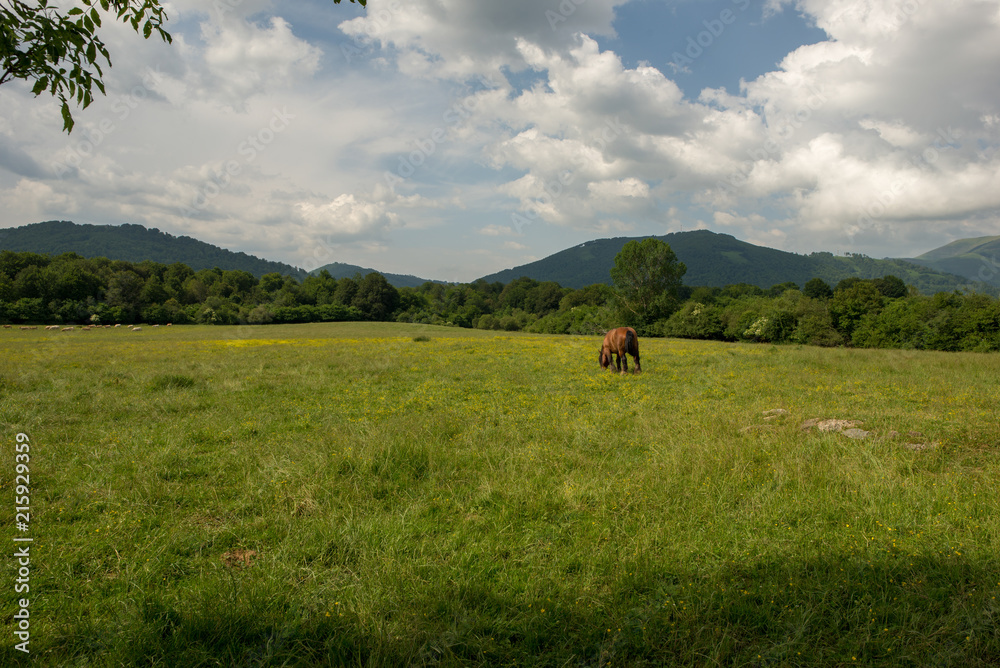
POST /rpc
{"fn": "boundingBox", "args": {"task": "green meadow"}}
[2,322,1000,666]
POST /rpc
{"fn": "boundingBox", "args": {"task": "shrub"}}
[661,302,725,340]
[247,305,274,325]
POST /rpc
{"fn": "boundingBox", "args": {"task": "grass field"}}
[2,322,1000,666]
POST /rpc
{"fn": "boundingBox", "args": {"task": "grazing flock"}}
[3,323,170,332]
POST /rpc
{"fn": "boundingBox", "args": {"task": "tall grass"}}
[2,323,999,665]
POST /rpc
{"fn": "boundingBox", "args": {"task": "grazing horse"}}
[599,327,641,374]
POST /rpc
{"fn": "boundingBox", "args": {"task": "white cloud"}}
[3,0,1000,279]
[194,16,322,109]
[298,193,399,239]
[479,224,517,237]
[339,0,626,80]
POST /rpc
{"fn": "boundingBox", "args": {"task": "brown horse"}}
[599,327,641,374]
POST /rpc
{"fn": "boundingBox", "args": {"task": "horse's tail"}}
[626,328,636,356]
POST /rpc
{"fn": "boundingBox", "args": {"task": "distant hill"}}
[900,235,1000,287]
[310,262,441,289]
[479,230,990,295]
[0,221,308,279]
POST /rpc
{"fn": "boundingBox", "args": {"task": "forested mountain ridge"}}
[902,235,1000,287]
[309,262,440,289]
[0,221,308,280]
[3,220,992,295]
[479,230,991,295]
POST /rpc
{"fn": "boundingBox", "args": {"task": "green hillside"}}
[901,235,1000,287]
[915,235,1000,261]
[0,221,308,279]
[310,262,440,289]
[479,230,989,295]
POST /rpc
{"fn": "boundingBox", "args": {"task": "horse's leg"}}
[628,335,641,374]
[615,352,621,373]
[619,350,627,374]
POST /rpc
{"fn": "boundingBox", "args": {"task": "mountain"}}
[900,235,1000,287]
[309,262,441,289]
[0,221,308,279]
[478,230,989,295]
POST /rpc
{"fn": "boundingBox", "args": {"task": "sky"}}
[1,0,999,283]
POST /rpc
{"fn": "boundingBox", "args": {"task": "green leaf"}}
[143,21,152,39]
[67,7,84,15]
[61,102,75,133]
[91,8,102,28]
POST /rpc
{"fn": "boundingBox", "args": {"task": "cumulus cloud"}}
[2,0,999,279]
[461,0,1000,256]
[339,0,626,80]
[298,193,399,240]
[193,16,322,108]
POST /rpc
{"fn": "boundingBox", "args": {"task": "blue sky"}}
[598,0,827,99]
[2,0,999,282]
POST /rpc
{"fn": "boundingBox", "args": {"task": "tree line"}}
[2,243,999,352]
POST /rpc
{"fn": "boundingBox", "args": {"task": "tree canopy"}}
[610,238,686,326]
[3,249,1000,352]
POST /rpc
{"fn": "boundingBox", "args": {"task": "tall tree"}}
[1,0,366,132]
[803,277,833,300]
[352,272,399,321]
[610,238,686,325]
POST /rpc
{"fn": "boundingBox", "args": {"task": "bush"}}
[661,302,725,340]
[788,296,842,346]
[851,298,929,349]
[475,314,500,330]
[526,305,615,336]
[271,305,317,324]
[247,305,274,325]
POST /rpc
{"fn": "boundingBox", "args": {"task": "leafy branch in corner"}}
[0,0,366,133]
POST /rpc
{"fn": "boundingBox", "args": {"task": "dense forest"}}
[2,250,1000,352]
[0,221,308,280]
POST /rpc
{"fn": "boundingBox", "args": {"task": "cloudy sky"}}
[1,0,999,282]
